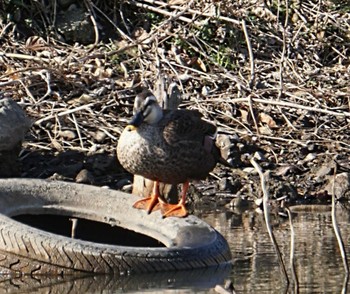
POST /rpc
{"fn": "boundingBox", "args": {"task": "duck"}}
[117,89,228,218]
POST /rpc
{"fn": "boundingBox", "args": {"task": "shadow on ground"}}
[19,148,131,190]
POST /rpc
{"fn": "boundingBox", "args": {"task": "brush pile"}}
[0,0,349,208]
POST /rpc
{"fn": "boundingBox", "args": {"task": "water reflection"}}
[0,265,231,293]
[2,205,350,293]
[201,204,350,293]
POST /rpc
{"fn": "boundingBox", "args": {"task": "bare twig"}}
[142,0,240,25]
[37,70,52,101]
[0,52,50,63]
[131,1,197,25]
[84,0,100,48]
[71,113,84,149]
[331,164,349,275]
[250,158,289,285]
[229,97,350,118]
[286,207,298,291]
[247,95,259,135]
[69,218,78,238]
[90,2,134,42]
[34,103,96,125]
[242,20,255,89]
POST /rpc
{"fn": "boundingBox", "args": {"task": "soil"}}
[1,0,350,213]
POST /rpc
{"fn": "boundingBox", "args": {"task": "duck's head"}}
[126,90,163,131]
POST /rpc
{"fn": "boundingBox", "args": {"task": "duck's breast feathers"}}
[161,109,217,145]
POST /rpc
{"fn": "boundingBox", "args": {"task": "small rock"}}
[307,143,316,151]
[48,173,70,181]
[0,98,31,151]
[201,86,210,96]
[116,178,132,189]
[94,130,107,143]
[227,158,235,166]
[214,284,231,294]
[0,146,21,177]
[224,279,235,292]
[75,169,94,184]
[59,130,76,140]
[303,153,317,162]
[218,178,229,191]
[56,6,94,44]
[178,74,191,82]
[58,0,76,9]
[253,151,265,161]
[230,197,249,208]
[237,143,245,151]
[243,167,256,174]
[0,98,31,177]
[324,172,350,199]
[121,184,133,192]
[88,144,98,154]
[216,134,232,149]
[217,134,241,167]
[315,165,333,180]
[275,165,295,176]
[254,198,263,206]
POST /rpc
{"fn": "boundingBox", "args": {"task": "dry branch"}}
[251,158,289,285]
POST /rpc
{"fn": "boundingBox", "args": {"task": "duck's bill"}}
[128,111,144,127]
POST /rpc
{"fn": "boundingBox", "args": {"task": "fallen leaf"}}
[259,112,277,128]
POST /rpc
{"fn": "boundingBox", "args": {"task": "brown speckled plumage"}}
[117,98,220,184]
[116,90,225,217]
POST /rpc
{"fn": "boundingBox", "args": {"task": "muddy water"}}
[201,204,350,293]
[1,205,349,293]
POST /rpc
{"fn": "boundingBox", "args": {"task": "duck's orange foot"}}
[161,203,189,218]
[133,196,160,214]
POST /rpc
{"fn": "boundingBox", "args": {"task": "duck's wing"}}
[161,109,217,145]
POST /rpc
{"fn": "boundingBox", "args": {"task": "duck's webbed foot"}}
[132,181,161,214]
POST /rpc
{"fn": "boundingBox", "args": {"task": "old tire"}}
[0,178,231,275]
